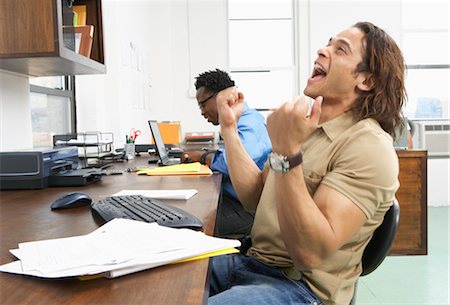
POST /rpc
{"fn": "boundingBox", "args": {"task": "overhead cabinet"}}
[0,0,105,76]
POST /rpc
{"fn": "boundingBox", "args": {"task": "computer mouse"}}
[51,192,93,210]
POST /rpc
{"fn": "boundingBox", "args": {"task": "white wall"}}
[428,159,450,206]
[75,0,228,148]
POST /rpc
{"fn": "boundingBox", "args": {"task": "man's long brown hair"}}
[352,22,407,139]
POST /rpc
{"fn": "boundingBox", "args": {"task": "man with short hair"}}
[208,22,406,305]
[184,69,271,238]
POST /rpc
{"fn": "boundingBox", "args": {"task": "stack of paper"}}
[137,162,212,176]
[111,189,198,200]
[185,132,215,145]
[0,218,240,279]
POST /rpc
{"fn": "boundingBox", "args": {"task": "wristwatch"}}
[268,150,303,173]
[200,148,216,165]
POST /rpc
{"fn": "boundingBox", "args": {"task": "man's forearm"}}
[274,167,330,269]
[221,125,263,210]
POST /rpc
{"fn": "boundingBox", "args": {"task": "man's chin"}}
[303,87,312,96]
[304,87,319,99]
[205,117,219,125]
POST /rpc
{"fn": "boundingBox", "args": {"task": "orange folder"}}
[150,122,181,145]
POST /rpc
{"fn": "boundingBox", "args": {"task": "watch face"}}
[269,151,302,173]
[269,153,286,172]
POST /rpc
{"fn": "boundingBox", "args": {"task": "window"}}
[227,0,297,110]
[29,76,76,147]
[401,1,449,119]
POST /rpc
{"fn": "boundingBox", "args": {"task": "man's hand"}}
[216,87,245,129]
[180,150,203,163]
[267,96,323,155]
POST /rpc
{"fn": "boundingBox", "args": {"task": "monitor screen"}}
[148,120,168,160]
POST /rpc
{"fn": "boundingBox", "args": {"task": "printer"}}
[0,147,102,190]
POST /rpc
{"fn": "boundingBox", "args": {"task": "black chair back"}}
[361,199,400,276]
[349,199,400,305]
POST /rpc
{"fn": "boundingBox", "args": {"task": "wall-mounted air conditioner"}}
[413,120,450,158]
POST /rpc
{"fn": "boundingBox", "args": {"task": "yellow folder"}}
[173,248,239,264]
[137,162,212,176]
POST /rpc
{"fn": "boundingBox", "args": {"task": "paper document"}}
[0,218,240,279]
[55,139,111,146]
[137,162,212,176]
[111,189,198,200]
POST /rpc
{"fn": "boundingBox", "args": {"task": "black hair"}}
[194,69,235,92]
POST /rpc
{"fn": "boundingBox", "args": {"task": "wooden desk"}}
[391,150,428,255]
[0,157,222,305]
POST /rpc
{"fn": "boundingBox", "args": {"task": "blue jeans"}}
[209,254,322,305]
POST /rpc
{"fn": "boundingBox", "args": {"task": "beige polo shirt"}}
[247,111,399,305]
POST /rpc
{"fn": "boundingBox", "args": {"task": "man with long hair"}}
[208,22,406,305]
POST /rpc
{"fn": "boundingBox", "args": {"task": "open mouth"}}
[311,63,327,80]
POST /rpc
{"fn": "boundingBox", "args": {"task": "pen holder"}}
[124,143,135,160]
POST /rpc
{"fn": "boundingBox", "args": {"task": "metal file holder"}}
[53,131,114,167]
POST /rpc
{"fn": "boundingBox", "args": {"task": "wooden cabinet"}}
[391,150,428,255]
[0,0,105,76]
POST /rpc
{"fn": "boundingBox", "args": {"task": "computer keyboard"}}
[91,195,203,229]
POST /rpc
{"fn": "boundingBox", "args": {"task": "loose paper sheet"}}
[111,189,198,200]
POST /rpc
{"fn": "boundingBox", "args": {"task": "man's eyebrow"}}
[328,37,353,53]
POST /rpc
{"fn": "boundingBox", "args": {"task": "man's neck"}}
[318,98,355,124]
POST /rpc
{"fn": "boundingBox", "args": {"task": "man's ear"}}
[238,91,245,102]
[357,73,375,92]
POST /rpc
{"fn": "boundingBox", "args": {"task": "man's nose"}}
[316,46,329,58]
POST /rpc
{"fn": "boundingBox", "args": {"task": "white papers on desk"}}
[111,189,198,200]
[0,218,240,279]
[55,139,112,146]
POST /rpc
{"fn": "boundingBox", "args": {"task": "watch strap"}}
[269,150,303,172]
[200,151,209,165]
[287,150,303,170]
[200,149,216,165]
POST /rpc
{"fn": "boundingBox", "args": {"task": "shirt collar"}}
[320,111,355,141]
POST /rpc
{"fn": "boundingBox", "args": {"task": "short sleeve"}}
[321,126,400,218]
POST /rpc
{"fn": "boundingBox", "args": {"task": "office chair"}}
[349,199,400,305]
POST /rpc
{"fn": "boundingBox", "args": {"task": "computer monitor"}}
[148,120,180,166]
